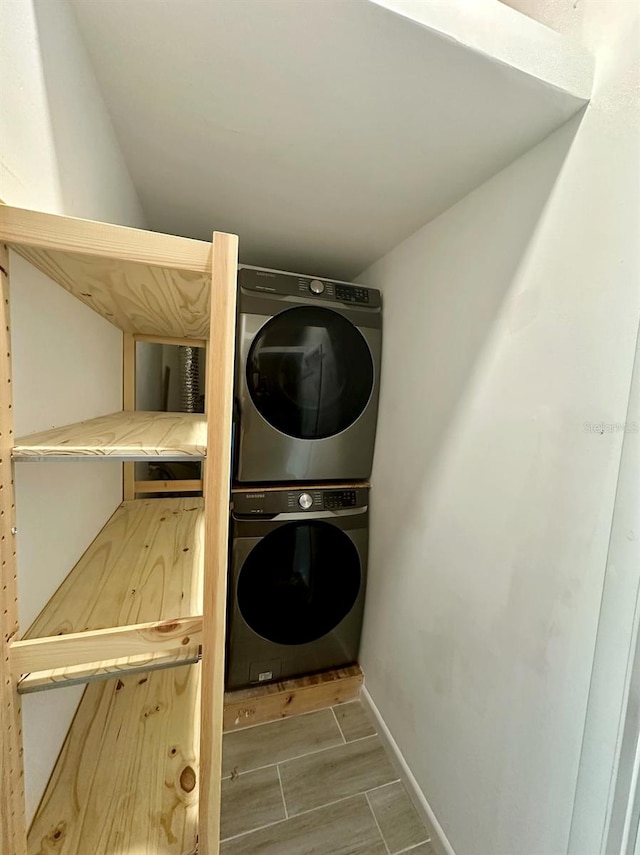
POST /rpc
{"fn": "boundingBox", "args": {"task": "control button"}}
[298,493,313,510]
[309,279,325,295]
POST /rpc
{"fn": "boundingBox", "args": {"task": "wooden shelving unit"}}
[0,205,238,855]
[13,411,207,461]
[15,497,204,693]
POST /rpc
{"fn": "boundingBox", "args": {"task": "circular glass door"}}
[237,521,361,645]
[246,306,374,439]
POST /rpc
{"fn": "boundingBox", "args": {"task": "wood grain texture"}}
[18,647,200,694]
[0,244,27,855]
[11,615,202,676]
[27,666,201,855]
[223,666,363,732]
[0,206,213,338]
[123,333,136,500]
[15,246,211,338]
[0,206,211,272]
[135,479,203,494]
[134,334,207,348]
[199,232,238,855]
[13,410,207,460]
[18,498,204,687]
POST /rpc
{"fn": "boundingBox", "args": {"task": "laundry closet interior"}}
[0,1,603,854]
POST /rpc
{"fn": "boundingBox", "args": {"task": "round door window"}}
[238,521,361,646]
[246,306,374,439]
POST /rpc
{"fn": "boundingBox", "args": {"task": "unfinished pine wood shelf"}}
[14,497,204,693]
[0,204,238,855]
[13,410,206,461]
[27,665,201,855]
[0,206,212,339]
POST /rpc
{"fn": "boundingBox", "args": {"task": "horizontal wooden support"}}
[223,665,363,732]
[134,479,203,493]
[134,334,207,348]
[11,616,202,676]
[18,647,201,694]
[0,205,211,272]
[21,497,204,689]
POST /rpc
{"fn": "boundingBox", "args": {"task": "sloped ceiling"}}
[70,0,590,280]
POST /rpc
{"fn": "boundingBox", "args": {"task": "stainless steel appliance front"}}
[235,267,382,483]
[226,486,369,690]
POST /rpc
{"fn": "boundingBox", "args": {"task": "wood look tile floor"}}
[220,700,436,855]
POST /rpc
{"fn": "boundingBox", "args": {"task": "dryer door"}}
[246,306,374,439]
[237,520,361,645]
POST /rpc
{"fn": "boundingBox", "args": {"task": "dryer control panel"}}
[239,267,381,308]
[233,486,369,515]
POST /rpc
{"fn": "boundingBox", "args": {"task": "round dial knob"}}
[309,279,325,295]
[298,492,313,510]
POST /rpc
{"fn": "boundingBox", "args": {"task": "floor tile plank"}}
[334,700,377,742]
[367,781,429,853]
[220,766,285,841]
[279,735,398,816]
[219,794,387,855]
[222,708,343,777]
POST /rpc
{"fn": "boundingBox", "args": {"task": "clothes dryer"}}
[235,267,381,482]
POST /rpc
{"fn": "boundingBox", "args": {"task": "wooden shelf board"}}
[223,665,363,732]
[0,206,213,338]
[13,411,206,461]
[16,498,204,688]
[27,665,200,855]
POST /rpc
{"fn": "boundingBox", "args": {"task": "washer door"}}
[246,306,374,439]
[237,521,361,645]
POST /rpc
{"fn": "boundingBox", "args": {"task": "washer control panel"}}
[239,267,381,309]
[233,486,368,515]
[323,490,357,510]
[335,284,369,304]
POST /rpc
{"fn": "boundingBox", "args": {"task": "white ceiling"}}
[70,0,591,280]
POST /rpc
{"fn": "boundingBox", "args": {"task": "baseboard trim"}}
[361,686,457,855]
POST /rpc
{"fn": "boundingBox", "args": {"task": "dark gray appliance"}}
[234,266,382,483]
[226,485,369,690]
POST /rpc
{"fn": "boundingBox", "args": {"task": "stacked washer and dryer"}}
[226,266,382,690]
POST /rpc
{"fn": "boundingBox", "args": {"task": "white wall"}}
[0,0,147,823]
[358,2,640,853]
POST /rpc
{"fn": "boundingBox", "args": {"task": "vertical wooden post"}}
[122,332,136,501]
[0,244,27,855]
[199,233,238,854]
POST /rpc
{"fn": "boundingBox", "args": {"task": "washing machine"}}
[226,485,368,690]
[234,266,382,483]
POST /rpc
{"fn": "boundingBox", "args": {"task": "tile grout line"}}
[365,790,391,855]
[396,841,433,854]
[223,702,340,735]
[221,732,381,780]
[363,783,432,851]
[331,704,348,744]
[220,781,402,844]
[276,763,289,820]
